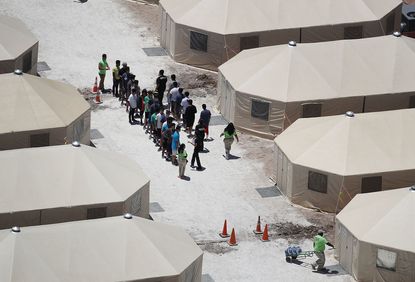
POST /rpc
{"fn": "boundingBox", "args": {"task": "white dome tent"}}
[0,72,90,149]
[0,216,203,282]
[336,187,415,281]
[160,0,402,70]
[273,109,415,212]
[219,35,415,139]
[0,15,38,75]
[0,144,150,229]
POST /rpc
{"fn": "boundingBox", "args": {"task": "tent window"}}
[87,207,107,219]
[23,51,32,73]
[409,96,415,108]
[386,14,395,34]
[240,36,259,51]
[308,171,328,193]
[251,99,270,121]
[376,249,397,272]
[30,133,50,147]
[190,31,208,52]
[302,103,322,118]
[361,176,382,193]
[344,26,363,39]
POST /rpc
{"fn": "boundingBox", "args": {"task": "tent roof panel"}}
[0,73,90,133]
[0,217,202,281]
[274,109,415,175]
[160,0,401,34]
[0,145,150,213]
[0,15,38,61]
[337,188,415,253]
[220,35,415,102]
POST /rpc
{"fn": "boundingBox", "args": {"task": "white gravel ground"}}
[0,0,354,281]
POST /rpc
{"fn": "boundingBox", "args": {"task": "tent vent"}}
[393,31,401,37]
[72,141,81,147]
[123,213,133,219]
[11,226,20,233]
[288,41,297,47]
[345,111,355,118]
[14,69,23,75]
[410,185,415,192]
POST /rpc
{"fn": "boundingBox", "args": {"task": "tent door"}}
[339,228,354,274]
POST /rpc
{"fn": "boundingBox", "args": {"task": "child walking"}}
[178,144,188,179]
[220,122,239,160]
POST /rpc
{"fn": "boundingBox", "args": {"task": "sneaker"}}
[196,167,203,171]
[311,264,316,270]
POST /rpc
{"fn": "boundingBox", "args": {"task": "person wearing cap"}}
[98,54,110,92]
[312,230,334,271]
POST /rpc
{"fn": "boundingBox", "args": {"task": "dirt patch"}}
[268,222,334,244]
[186,73,217,90]
[199,241,237,255]
[79,88,113,111]
[299,209,336,242]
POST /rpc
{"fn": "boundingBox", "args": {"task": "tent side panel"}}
[284,97,364,131]
[363,92,415,113]
[178,254,203,282]
[124,182,150,219]
[13,43,39,75]
[0,59,15,74]
[301,25,344,43]
[0,127,66,150]
[172,24,224,70]
[0,210,41,229]
[217,71,231,122]
[160,7,167,49]
[66,111,91,145]
[289,165,344,212]
[40,206,86,225]
[233,92,286,139]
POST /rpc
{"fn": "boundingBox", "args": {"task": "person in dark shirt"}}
[200,104,212,140]
[190,119,205,171]
[156,69,168,106]
[184,99,197,135]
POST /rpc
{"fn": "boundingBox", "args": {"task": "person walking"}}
[311,230,335,271]
[112,60,121,97]
[200,104,211,140]
[128,90,138,124]
[171,125,181,166]
[220,122,239,159]
[98,54,110,92]
[190,121,204,171]
[177,143,188,179]
[156,69,168,106]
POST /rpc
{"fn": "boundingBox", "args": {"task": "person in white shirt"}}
[156,109,165,147]
[180,91,190,124]
[128,90,138,124]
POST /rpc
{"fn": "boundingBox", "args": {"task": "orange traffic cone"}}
[92,77,98,93]
[253,216,263,234]
[95,92,102,104]
[227,228,238,246]
[261,224,270,242]
[219,219,230,238]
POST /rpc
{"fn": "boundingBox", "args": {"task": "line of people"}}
[100,55,240,179]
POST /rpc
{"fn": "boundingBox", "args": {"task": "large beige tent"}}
[273,109,415,212]
[160,0,402,70]
[219,35,415,139]
[0,215,203,282]
[0,15,38,75]
[0,72,90,149]
[336,187,415,282]
[0,144,150,229]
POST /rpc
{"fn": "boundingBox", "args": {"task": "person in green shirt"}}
[220,122,239,160]
[98,53,110,92]
[177,143,188,179]
[312,230,334,271]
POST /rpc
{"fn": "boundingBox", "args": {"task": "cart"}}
[285,246,315,263]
